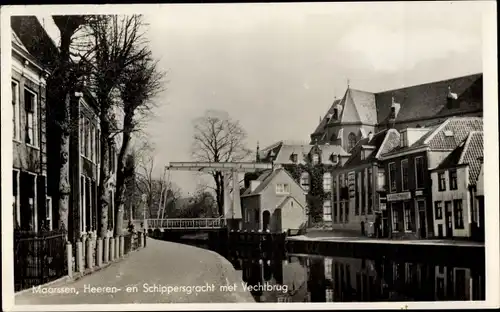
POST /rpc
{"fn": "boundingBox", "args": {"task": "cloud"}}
[337,24,481,72]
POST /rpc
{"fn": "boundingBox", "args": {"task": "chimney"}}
[250,180,261,192]
[256,142,260,162]
[368,131,374,142]
[447,86,458,109]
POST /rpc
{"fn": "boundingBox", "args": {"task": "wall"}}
[259,170,307,232]
[241,195,261,231]
[331,163,378,232]
[430,166,471,237]
[280,197,307,232]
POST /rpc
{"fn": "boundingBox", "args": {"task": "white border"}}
[1,2,499,311]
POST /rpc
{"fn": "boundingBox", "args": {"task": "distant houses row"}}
[241,73,484,241]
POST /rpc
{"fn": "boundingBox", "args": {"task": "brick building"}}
[11,30,50,232]
[429,131,483,240]
[379,117,483,239]
[311,73,483,150]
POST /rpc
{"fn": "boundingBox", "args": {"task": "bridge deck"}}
[137,217,226,230]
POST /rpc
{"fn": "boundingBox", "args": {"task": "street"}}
[15,239,254,304]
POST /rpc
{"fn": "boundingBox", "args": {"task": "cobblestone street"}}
[15,239,254,305]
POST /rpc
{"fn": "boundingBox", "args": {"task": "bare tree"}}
[113,56,166,236]
[191,110,252,216]
[80,15,151,238]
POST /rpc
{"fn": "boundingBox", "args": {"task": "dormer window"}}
[333,108,338,120]
[330,154,339,163]
[312,153,320,165]
[444,130,454,137]
[290,153,298,163]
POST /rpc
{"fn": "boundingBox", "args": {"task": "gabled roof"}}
[312,99,342,135]
[382,117,483,157]
[276,196,305,210]
[344,89,378,125]
[458,131,483,186]
[375,73,482,123]
[343,129,398,167]
[432,131,483,186]
[241,168,299,197]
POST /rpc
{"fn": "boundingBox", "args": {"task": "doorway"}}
[262,210,271,232]
[445,201,453,238]
[419,211,427,238]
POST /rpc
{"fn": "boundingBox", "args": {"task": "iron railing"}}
[14,230,67,292]
[146,217,225,229]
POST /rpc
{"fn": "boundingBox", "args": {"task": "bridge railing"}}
[146,217,225,229]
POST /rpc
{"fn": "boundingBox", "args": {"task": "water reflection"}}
[227,251,485,302]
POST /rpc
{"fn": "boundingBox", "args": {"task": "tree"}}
[191,110,252,216]
[113,56,166,236]
[50,16,94,234]
[81,15,151,238]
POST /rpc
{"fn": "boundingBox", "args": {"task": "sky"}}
[36,2,485,196]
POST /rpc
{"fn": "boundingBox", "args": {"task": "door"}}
[444,201,453,238]
[262,210,271,232]
[419,211,427,238]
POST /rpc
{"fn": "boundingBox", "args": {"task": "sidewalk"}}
[290,229,484,247]
[15,239,254,305]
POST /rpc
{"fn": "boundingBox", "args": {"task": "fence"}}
[146,217,225,229]
[14,230,67,292]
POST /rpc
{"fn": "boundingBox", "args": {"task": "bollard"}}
[76,240,84,274]
[110,237,115,261]
[119,235,125,257]
[138,232,143,248]
[103,237,109,263]
[96,238,103,267]
[86,237,93,270]
[66,242,73,278]
[115,236,120,259]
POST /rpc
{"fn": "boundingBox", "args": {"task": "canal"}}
[166,235,485,303]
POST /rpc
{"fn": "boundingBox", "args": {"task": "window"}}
[276,183,290,194]
[392,204,400,232]
[348,133,357,151]
[438,172,446,191]
[333,202,338,223]
[80,116,85,154]
[345,201,349,222]
[12,81,20,140]
[331,153,339,163]
[46,196,53,231]
[361,170,366,214]
[323,200,332,221]
[290,153,298,163]
[403,202,413,232]
[24,88,38,147]
[20,173,37,231]
[367,168,373,214]
[453,199,464,229]
[312,153,320,165]
[80,176,85,232]
[355,172,360,215]
[84,119,90,157]
[13,170,20,229]
[333,177,337,197]
[434,202,443,219]
[323,172,332,192]
[90,124,95,162]
[300,172,310,192]
[389,163,396,192]
[333,108,338,120]
[339,202,344,223]
[415,157,425,189]
[401,159,409,191]
[97,129,101,162]
[324,258,333,279]
[325,289,334,302]
[449,169,458,190]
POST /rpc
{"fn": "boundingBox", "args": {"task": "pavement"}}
[15,239,255,305]
[289,230,484,247]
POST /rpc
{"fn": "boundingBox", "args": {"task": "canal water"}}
[175,237,485,302]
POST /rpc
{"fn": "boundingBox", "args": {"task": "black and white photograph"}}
[1,2,498,310]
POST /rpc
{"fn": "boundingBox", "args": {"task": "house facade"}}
[11,30,50,232]
[241,168,307,233]
[311,74,483,149]
[380,117,483,239]
[330,129,401,235]
[429,131,483,240]
[256,141,350,226]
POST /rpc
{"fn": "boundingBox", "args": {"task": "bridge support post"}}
[115,236,120,259]
[76,240,84,274]
[96,238,103,267]
[109,237,115,261]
